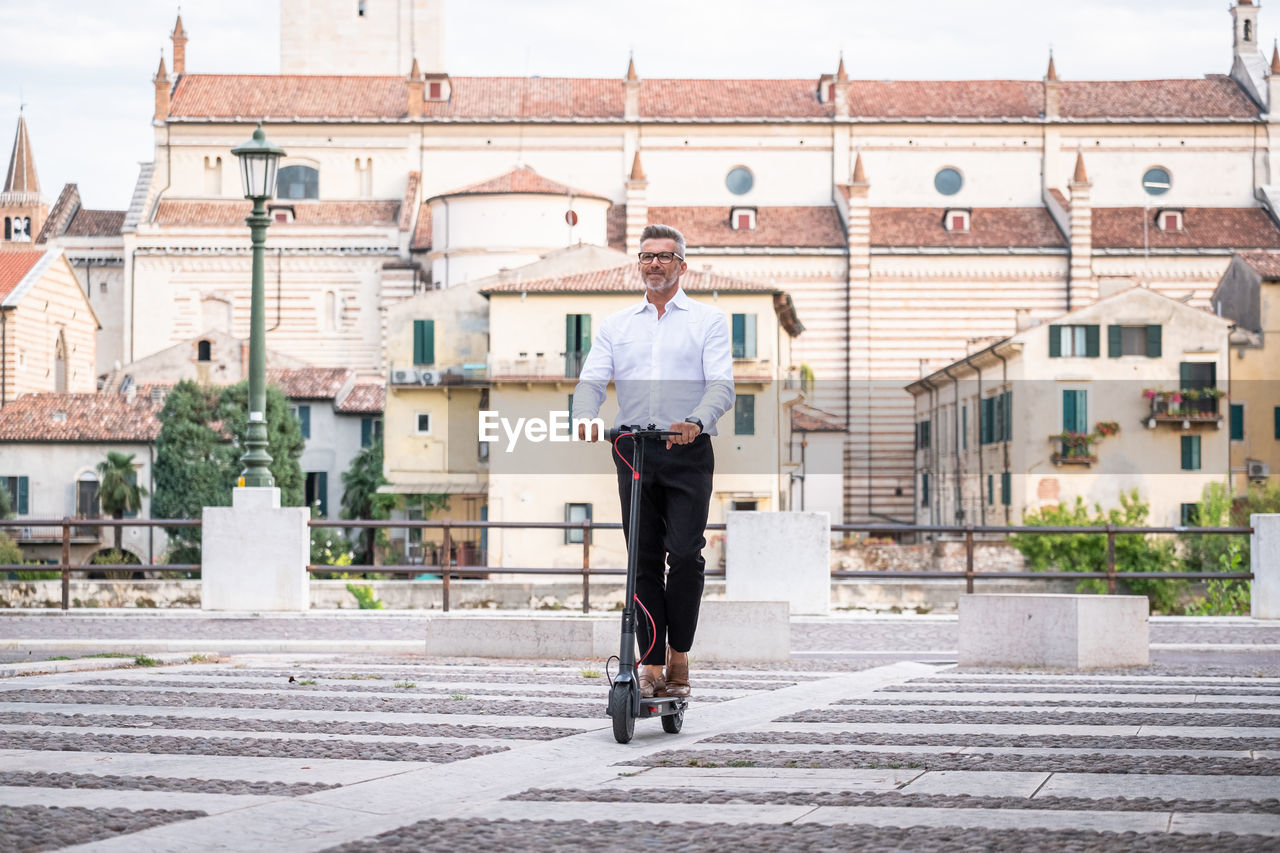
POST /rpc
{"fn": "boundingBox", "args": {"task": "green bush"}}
[1187,543,1251,616]
[1010,490,1183,613]
[345,583,384,610]
[0,531,22,567]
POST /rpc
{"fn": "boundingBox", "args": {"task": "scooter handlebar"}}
[605,425,683,441]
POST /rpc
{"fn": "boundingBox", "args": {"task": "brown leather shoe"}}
[664,649,690,697]
[639,665,666,698]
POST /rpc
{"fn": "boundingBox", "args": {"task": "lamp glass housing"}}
[231,126,286,200]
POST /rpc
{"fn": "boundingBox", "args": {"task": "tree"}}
[152,380,234,564]
[340,438,393,564]
[96,451,148,552]
[217,382,305,508]
[0,481,11,519]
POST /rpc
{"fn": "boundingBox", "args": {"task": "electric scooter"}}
[604,425,689,744]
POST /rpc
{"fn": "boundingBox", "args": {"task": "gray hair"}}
[640,223,686,257]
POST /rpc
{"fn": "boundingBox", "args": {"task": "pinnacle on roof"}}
[1072,149,1089,184]
[836,55,849,83]
[171,12,185,38]
[154,54,168,81]
[629,151,646,181]
[4,113,39,195]
[1272,42,1280,73]
[852,152,867,184]
[1046,52,1059,82]
[625,54,638,82]
[409,57,421,79]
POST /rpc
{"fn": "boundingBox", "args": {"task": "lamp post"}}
[231,124,286,488]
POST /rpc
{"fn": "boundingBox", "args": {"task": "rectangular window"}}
[565,314,591,377]
[1180,503,1199,526]
[917,420,931,450]
[1114,326,1150,356]
[920,473,930,508]
[1274,406,1280,440]
[361,416,383,447]
[1063,389,1088,434]
[1049,324,1099,358]
[1181,435,1201,471]
[291,404,311,439]
[987,474,994,506]
[1230,404,1244,441]
[734,394,755,435]
[0,476,29,514]
[305,471,328,517]
[962,404,968,450]
[731,313,758,359]
[565,502,592,545]
[415,412,432,435]
[1000,471,1011,506]
[1179,361,1216,391]
[413,319,435,366]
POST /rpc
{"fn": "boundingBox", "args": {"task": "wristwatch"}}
[685,417,703,434]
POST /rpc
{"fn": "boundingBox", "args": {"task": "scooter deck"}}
[636,696,688,718]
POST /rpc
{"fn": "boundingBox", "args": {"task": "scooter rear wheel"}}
[661,708,683,734]
[610,683,635,743]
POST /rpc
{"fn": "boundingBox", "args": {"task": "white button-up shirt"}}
[571,287,735,435]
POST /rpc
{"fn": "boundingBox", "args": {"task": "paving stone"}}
[901,770,1050,797]
[1038,773,1280,801]
[0,805,206,851]
[0,783,281,814]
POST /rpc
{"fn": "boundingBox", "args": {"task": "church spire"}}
[4,113,39,195]
[171,12,188,75]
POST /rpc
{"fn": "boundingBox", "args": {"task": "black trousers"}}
[613,434,714,666]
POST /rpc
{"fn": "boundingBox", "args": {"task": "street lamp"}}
[231,124,286,488]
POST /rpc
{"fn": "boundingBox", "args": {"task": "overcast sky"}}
[0,0,1253,209]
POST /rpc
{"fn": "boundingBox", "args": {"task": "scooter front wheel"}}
[610,683,635,743]
[661,708,683,734]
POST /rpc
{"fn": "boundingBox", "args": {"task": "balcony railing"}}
[1050,434,1096,466]
[1147,390,1223,426]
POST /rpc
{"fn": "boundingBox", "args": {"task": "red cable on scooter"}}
[613,431,656,661]
[613,431,640,480]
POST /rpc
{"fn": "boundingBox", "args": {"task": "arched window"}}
[277,165,319,200]
[197,339,212,362]
[1245,20,1253,42]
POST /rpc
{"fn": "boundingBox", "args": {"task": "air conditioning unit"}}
[418,370,442,386]
[1247,459,1271,480]
[391,368,419,385]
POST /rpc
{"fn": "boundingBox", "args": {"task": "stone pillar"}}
[1252,513,1280,619]
[1068,151,1096,307]
[202,487,310,611]
[726,511,830,615]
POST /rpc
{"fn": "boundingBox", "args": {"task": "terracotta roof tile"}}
[870,208,1066,248]
[423,77,623,119]
[1048,188,1069,209]
[0,392,162,442]
[36,184,80,243]
[1092,207,1280,249]
[336,382,385,414]
[430,165,608,201]
[153,199,400,228]
[412,202,433,250]
[1237,250,1280,278]
[266,367,352,400]
[639,79,830,118]
[847,81,1042,119]
[481,263,777,294]
[648,206,845,248]
[0,250,44,302]
[170,75,408,119]
[64,209,125,238]
[1059,77,1258,119]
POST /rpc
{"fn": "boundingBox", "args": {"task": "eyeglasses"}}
[637,252,684,265]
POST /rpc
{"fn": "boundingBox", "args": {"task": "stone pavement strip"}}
[0,617,1276,851]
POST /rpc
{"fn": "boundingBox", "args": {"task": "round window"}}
[1142,167,1171,196]
[934,167,963,196]
[725,166,754,195]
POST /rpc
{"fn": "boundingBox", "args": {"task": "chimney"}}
[1067,150,1096,307]
[153,54,170,121]
[171,13,187,75]
[625,151,648,255]
[1043,52,1060,118]
[624,53,640,121]
[407,58,424,118]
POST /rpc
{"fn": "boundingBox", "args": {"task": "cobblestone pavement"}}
[0,616,1277,850]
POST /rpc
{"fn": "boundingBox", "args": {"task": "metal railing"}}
[1,516,1254,612]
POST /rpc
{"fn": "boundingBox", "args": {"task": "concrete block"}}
[425,600,790,661]
[1252,514,1280,620]
[726,511,830,615]
[202,487,310,612]
[958,594,1149,669]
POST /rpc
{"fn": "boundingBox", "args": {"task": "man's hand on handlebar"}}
[577,421,603,442]
[666,420,701,449]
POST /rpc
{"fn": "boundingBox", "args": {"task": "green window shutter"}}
[317,471,328,517]
[298,405,311,440]
[1179,362,1192,389]
[979,398,990,444]
[18,476,29,515]
[413,319,435,366]
[1181,435,1201,471]
[735,394,756,435]
[1274,406,1280,440]
[987,474,994,505]
[732,314,745,358]
[921,473,929,507]
[1230,404,1244,441]
[1107,325,1122,358]
[1001,471,1011,506]
[1002,391,1013,441]
[1147,324,1162,358]
[361,418,372,447]
[1085,325,1100,358]
[1062,390,1076,433]
[1048,325,1061,358]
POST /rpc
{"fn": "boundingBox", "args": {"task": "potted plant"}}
[1094,421,1120,438]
